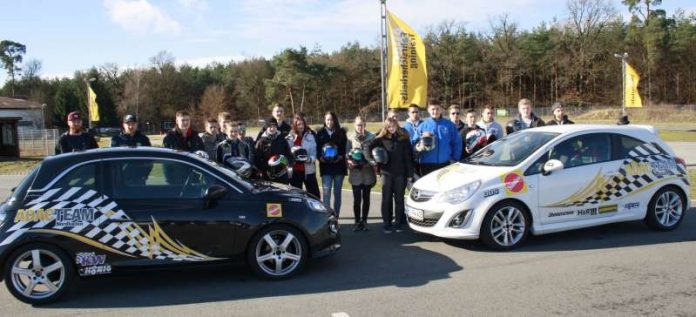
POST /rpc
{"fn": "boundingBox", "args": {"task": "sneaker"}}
[360,221,369,231]
[353,223,361,232]
[383,227,393,234]
[395,227,403,233]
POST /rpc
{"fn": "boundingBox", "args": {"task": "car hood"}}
[251,181,310,199]
[414,163,511,192]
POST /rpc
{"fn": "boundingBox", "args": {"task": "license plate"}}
[406,206,424,221]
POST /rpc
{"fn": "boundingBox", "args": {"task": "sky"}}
[1,0,695,86]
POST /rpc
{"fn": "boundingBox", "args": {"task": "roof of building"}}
[0,96,44,110]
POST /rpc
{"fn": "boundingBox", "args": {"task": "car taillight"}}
[676,157,687,167]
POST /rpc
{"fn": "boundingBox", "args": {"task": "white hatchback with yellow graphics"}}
[406,125,690,250]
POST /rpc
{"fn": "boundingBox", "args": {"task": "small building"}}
[0,117,20,159]
[0,96,46,130]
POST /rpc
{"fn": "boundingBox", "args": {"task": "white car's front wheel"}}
[645,186,686,231]
[480,201,530,250]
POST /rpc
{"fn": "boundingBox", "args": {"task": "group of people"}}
[54,98,580,234]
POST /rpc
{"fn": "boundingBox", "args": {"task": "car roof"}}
[529,124,658,136]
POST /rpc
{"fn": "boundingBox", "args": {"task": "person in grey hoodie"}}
[346,116,377,232]
[476,105,504,142]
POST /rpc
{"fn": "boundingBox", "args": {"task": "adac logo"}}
[14,209,55,223]
[501,170,527,196]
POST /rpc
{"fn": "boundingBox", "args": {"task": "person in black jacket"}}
[460,109,488,160]
[546,102,575,125]
[55,111,98,154]
[255,119,292,184]
[316,111,348,216]
[111,114,151,147]
[162,111,205,153]
[215,120,252,164]
[371,117,414,233]
[256,104,292,140]
[506,98,545,134]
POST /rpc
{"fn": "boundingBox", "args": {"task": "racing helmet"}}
[223,155,253,178]
[291,146,309,163]
[322,143,339,162]
[371,147,388,165]
[348,148,366,168]
[267,154,289,179]
[486,128,499,143]
[418,132,436,152]
[465,129,488,152]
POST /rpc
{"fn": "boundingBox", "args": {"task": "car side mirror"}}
[542,159,564,176]
[204,185,228,208]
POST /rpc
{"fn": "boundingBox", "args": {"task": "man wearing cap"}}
[162,111,205,152]
[546,102,574,125]
[55,111,99,154]
[111,114,151,147]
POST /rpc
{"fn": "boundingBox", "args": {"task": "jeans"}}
[352,184,373,223]
[290,171,321,199]
[322,174,345,216]
[380,175,406,229]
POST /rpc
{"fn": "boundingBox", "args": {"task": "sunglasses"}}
[450,112,460,115]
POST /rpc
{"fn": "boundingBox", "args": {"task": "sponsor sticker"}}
[598,204,618,214]
[548,210,575,218]
[266,203,283,218]
[650,160,677,177]
[76,252,111,276]
[624,202,640,210]
[54,207,96,227]
[501,170,528,196]
[483,188,500,198]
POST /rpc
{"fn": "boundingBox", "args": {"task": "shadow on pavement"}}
[444,208,696,252]
[46,223,462,309]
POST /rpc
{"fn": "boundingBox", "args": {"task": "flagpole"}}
[613,52,628,116]
[379,0,387,121]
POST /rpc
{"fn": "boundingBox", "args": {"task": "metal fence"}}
[18,129,59,157]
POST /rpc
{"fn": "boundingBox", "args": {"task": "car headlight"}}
[436,180,481,204]
[306,198,328,213]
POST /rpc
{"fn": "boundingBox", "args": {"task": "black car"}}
[0,147,341,304]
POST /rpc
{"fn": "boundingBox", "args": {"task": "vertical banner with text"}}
[624,63,642,108]
[386,11,427,109]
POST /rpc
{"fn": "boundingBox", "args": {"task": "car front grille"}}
[410,188,436,202]
[407,215,440,227]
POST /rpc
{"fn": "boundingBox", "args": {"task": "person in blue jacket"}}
[414,99,462,176]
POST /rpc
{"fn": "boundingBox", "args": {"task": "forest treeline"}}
[1,0,694,128]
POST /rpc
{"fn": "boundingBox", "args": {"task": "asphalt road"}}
[0,175,696,316]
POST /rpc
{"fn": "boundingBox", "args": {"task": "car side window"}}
[549,134,611,169]
[111,160,220,199]
[618,135,659,159]
[54,163,97,190]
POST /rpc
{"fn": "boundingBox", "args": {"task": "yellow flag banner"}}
[88,86,100,122]
[624,63,642,108]
[386,11,427,109]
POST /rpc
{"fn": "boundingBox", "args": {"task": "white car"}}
[406,124,691,250]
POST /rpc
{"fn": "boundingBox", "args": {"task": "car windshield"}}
[463,131,560,167]
[189,154,254,191]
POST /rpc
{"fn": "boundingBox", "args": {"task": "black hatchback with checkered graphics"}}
[0,147,340,304]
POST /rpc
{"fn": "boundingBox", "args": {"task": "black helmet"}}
[418,132,436,151]
[291,146,309,163]
[267,154,289,179]
[348,148,366,168]
[371,147,388,165]
[223,155,253,178]
[322,143,339,162]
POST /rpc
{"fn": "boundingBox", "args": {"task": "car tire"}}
[645,186,686,231]
[480,201,530,251]
[3,243,75,305]
[247,225,308,280]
